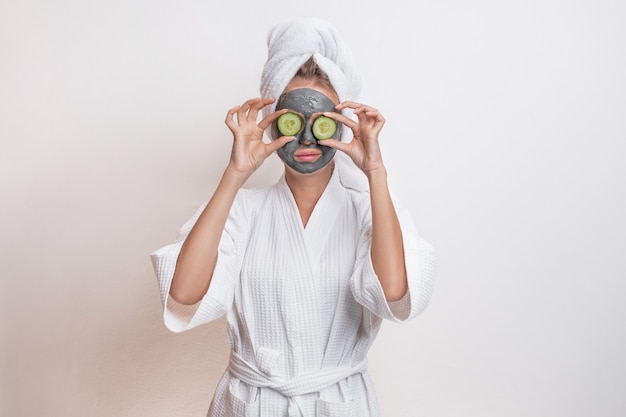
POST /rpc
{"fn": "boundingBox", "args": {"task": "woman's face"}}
[272,80,340,174]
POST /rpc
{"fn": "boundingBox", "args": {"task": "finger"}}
[364,110,385,125]
[334,104,374,127]
[237,98,261,122]
[258,108,291,131]
[322,112,358,130]
[353,105,379,115]
[225,105,241,129]
[248,97,276,122]
[265,135,295,154]
[239,98,261,112]
[354,107,385,130]
[356,110,384,127]
[352,105,381,125]
[335,101,363,111]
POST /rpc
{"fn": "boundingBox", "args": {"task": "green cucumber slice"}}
[277,112,302,136]
[312,116,337,140]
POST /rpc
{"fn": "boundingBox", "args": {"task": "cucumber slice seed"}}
[277,112,303,136]
[312,116,337,140]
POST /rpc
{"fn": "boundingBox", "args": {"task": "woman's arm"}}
[320,102,408,301]
[367,167,408,301]
[169,168,246,305]
[169,98,294,305]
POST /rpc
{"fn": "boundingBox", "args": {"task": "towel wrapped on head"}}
[260,17,370,191]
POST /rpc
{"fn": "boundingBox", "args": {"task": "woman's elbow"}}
[169,287,203,305]
[383,278,408,302]
[169,274,208,305]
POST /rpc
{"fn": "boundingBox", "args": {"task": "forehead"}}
[283,78,339,102]
[276,88,337,114]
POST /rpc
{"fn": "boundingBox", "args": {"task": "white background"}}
[1,0,625,416]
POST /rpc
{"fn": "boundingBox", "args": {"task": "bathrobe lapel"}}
[278,169,344,269]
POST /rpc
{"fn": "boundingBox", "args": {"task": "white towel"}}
[260,17,370,192]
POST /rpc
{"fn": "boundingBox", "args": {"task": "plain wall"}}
[1,0,625,416]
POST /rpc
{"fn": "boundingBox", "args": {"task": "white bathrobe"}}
[151,169,437,417]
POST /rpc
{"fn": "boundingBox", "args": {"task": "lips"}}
[294,149,322,162]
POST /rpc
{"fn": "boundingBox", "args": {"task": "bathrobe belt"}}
[228,350,368,416]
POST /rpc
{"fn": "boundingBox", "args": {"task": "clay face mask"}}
[273,88,340,174]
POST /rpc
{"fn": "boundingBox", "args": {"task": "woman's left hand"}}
[319,101,386,175]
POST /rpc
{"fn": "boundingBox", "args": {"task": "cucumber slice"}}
[277,112,302,136]
[312,116,337,140]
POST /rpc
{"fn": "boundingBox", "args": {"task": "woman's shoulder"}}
[233,180,282,210]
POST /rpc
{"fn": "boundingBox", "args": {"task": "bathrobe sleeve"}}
[350,192,437,322]
[150,193,247,333]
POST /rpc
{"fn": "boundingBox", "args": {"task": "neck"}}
[284,162,334,226]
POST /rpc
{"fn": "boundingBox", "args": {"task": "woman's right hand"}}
[224,97,294,180]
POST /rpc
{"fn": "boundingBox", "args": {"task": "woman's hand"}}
[318,101,386,175]
[224,97,294,180]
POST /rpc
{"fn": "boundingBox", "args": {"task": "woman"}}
[151,17,437,417]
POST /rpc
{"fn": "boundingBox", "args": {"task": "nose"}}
[299,123,316,145]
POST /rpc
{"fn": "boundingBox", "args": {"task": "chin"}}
[289,163,324,174]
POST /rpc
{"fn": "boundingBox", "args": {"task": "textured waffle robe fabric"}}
[151,169,437,416]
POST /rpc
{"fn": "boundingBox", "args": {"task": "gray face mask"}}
[273,88,341,174]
